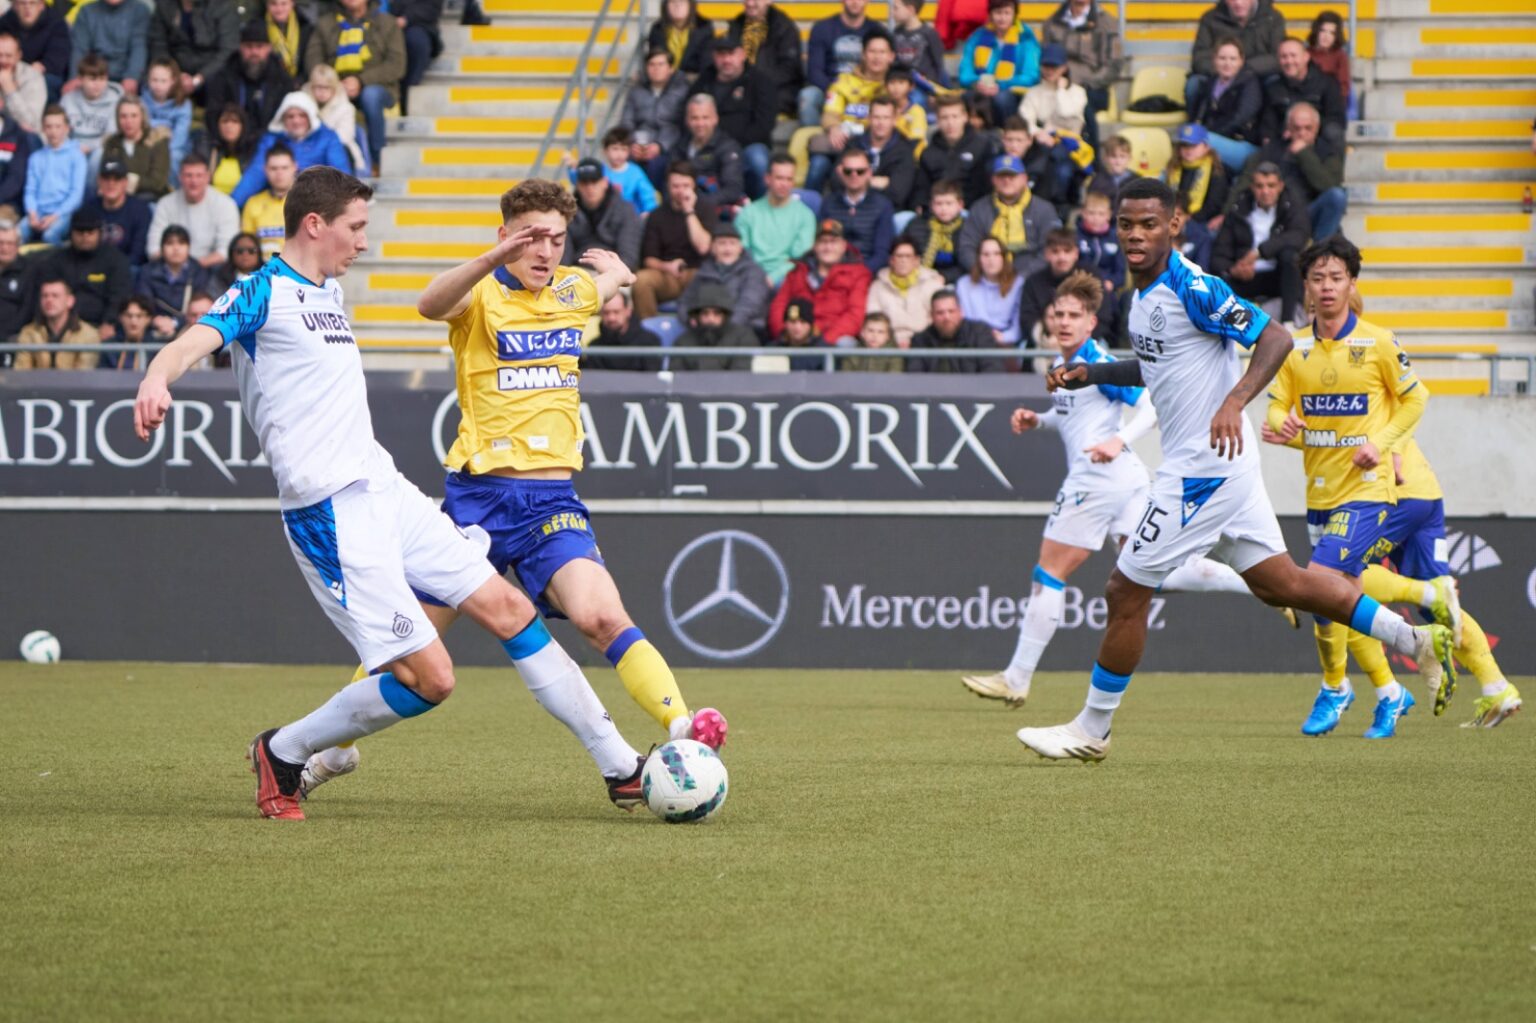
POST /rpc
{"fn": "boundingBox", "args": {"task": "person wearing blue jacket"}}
[958,0,1040,122]
[230,91,351,207]
[23,106,86,244]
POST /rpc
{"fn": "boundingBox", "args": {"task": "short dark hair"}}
[1002,115,1029,134]
[666,160,696,181]
[868,93,895,113]
[931,288,959,308]
[885,65,914,85]
[41,103,66,123]
[933,93,967,113]
[1252,161,1284,180]
[498,178,576,225]
[901,0,927,12]
[38,275,72,294]
[180,150,210,170]
[838,148,870,167]
[160,224,191,246]
[284,165,374,238]
[769,154,797,173]
[1118,176,1177,214]
[1045,227,1077,251]
[78,53,109,78]
[122,295,155,316]
[1213,35,1245,58]
[602,126,632,148]
[265,141,295,163]
[1299,233,1362,279]
[646,46,674,64]
[862,27,893,49]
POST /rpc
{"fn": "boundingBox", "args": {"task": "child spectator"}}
[915,95,995,208]
[586,126,658,215]
[23,105,86,244]
[1020,227,1089,345]
[143,59,192,176]
[958,0,1041,123]
[843,311,905,372]
[1041,0,1124,149]
[61,54,123,181]
[999,115,1031,160]
[866,237,944,346]
[101,96,172,201]
[14,277,99,370]
[644,0,714,77]
[890,0,950,91]
[884,67,928,146]
[104,295,169,371]
[1168,123,1228,268]
[904,179,967,283]
[1085,133,1134,207]
[304,64,366,175]
[1074,190,1122,291]
[956,236,1023,345]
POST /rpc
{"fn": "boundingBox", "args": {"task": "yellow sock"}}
[1456,611,1506,687]
[1314,620,1349,686]
[1346,631,1396,689]
[1361,564,1428,607]
[606,629,688,730]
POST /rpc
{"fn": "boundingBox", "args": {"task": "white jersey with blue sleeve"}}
[1126,251,1269,479]
[1039,339,1151,493]
[200,256,396,509]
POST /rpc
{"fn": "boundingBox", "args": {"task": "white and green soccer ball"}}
[642,739,728,823]
[20,630,61,664]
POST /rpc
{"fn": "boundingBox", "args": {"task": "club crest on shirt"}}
[555,287,580,309]
[211,284,240,314]
[1348,345,1367,366]
[1148,305,1166,332]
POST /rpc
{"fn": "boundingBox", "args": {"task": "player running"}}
[962,272,1296,708]
[133,168,648,820]
[1013,177,1456,763]
[1263,235,1520,734]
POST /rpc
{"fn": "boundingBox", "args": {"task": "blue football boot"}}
[1364,687,1416,740]
[1301,681,1355,736]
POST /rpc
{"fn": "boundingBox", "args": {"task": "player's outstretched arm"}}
[1047,359,1145,392]
[133,324,225,440]
[578,248,638,305]
[1210,318,1293,459]
[417,226,556,322]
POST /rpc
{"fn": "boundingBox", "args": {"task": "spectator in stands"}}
[770,219,871,346]
[645,0,713,78]
[1168,123,1228,266]
[691,34,775,200]
[936,0,989,51]
[855,95,917,214]
[890,0,949,92]
[959,0,1040,123]
[1188,0,1285,110]
[0,0,70,103]
[0,96,35,216]
[138,224,212,334]
[807,29,894,191]
[62,54,123,181]
[1262,37,1344,146]
[42,208,131,339]
[681,222,771,334]
[1307,12,1350,115]
[565,157,644,271]
[70,0,150,96]
[102,97,171,202]
[866,237,942,346]
[727,0,803,119]
[208,104,258,193]
[1041,0,1123,150]
[675,283,755,370]
[240,142,294,260]
[396,0,445,115]
[304,63,365,174]
[1020,44,1092,210]
[0,32,45,134]
[1084,132,1133,205]
[579,127,658,214]
[211,229,263,291]
[904,178,967,284]
[585,290,663,372]
[842,311,904,372]
[735,154,815,287]
[958,154,1060,276]
[801,0,876,127]
[622,48,689,190]
[307,0,406,175]
[1243,101,1345,241]
[1019,226,1090,346]
[263,0,313,80]
[772,296,828,371]
[0,220,32,361]
[822,148,895,272]
[23,106,86,244]
[84,160,153,268]
[205,20,293,138]
[144,59,192,175]
[15,277,100,370]
[150,0,242,101]
[671,94,747,210]
[147,153,239,266]
[1210,161,1305,324]
[906,289,999,373]
[884,66,927,144]
[632,160,715,318]
[1188,36,1262,173]
[1074,190,1122,291]
[916,94,996,209]
[102,295,169,370]
[231,91,351,206]
[957,236,1023,345]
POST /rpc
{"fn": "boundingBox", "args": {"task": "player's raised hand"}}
[491,224,559,265]
[1209,397,1245,459]
[1086,437,1125,463]
[1046,364,1089,392]
[1011,407,1039,433]
[1351,441,1381,470]
[133,375,172,441]
[579,248,637,287]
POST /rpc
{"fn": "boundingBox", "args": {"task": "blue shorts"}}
[1379,497,1451,579]
[1306,500,1395,577]
[418,473,603,617]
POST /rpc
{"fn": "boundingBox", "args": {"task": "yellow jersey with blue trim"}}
[445,264,597,474]
[1394,437,1445,502]
[1268,313,1425,511]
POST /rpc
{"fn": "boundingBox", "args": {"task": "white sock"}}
[1160,556,1251,594]
[1483,679,1509,697]
[1359,599,1420,657]
[504,621,642,779]
[270,673,430,764]
[1007,576,1065,687]
[317,745,356,771]
[1322,677,1352,695]
[669,716,692,741]
[1419,582,1437,609]
[1072,663,1131,739]
[1375,680,1403,703]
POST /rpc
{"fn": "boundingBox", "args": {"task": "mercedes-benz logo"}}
[663,530,789,661]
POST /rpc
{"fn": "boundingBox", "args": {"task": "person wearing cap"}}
[0,88,35,216]
[801,0,879,127]
[619,48,690,191]
[632,160,716,318]
[1168,122,1229,267]
[1041,0,1123,147]
[230,90,352,207]
[689,34,775,199]
[915,93,997,210]
[40,207,133,338]
[148,0,243,100]
[956,153,1061,278]
[772,296,829,371]
[676,281,755,371]
[680,221,771,334]
[724,0,804,119]
[204,20,296,139]
[305,0,407,173]
[69,0,152,95]
[564,156,643,272]
[83,159,154,268]
[806,28,894,192]
[22,105,86,245]
[1019,43,1092,207]
[769,218,871,346]
[14,277,100,370]
[101,96,173,202]
[822,147,895,273]
[905,288,1001,374]
[734,154,816,288]
[958,0,1041,123]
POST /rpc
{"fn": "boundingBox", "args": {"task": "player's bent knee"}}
[1104,570,1152,616]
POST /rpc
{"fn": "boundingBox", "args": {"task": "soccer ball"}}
[642,739,728,823]
[20,630,61,664]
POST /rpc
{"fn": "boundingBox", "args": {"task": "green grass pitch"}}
[2,662,1533,1022]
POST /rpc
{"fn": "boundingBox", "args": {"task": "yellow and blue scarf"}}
[334,16,372,75]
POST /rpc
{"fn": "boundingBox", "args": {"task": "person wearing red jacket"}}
[768,219,871,345]
[936,0,991,50]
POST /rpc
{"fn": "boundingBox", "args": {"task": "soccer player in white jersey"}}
[1014,177,1456,762]
[133,167,646,820]
[962,272,1295,708]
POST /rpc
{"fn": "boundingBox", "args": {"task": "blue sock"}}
[1074,662,1132,739]
[502,618,553,661]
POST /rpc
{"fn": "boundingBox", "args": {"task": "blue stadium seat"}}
[795,189,822,219]
[642,315,683,347]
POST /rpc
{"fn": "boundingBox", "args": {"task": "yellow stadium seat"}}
[1116,126,1173,178]
[1121,66,1188,128]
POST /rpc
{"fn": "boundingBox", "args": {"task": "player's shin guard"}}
[1313,618,1349,686]
[604,627,689,731]
[505,619,641,780]
[1008,569,1066,683]
[1160,557,1251,594]
[269,673,435,764]
[1360,564,1432,608]
[1456,611,1505,688]
[1349,595,1419,657]
[1073,662,1131,739]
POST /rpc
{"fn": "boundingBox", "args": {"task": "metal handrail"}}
[531,0,644,178]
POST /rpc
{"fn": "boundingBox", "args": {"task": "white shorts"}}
[281,473,497,671]
[1116,468,1288,587]
[1043,485,1149,551]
